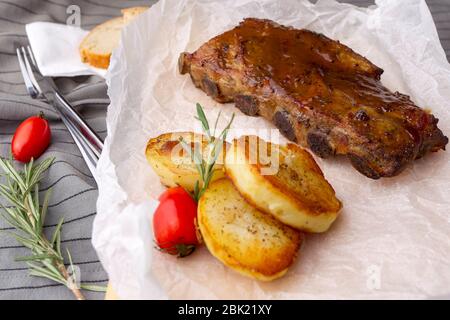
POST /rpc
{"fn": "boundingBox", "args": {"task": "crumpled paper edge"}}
[93,0,450,299]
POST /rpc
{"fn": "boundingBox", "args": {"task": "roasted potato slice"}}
[198,177,303,281]
[225,136,342,233]
[146,132,228,192]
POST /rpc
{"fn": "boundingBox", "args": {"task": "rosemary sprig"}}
[0,157,106,300]
[180,103,235,202]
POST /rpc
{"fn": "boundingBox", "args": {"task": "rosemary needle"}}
[180,103,235,202]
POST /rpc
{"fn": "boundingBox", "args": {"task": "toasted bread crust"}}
[121,6,148,23]
[79,16,123,69]
[79,48,110,69]
[79,6,148,69]
[198,178,303,281]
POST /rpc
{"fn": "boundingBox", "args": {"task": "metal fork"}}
[16,46,103,181]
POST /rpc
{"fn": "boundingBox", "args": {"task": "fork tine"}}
[16,47,39,99]
[21,46,43,97]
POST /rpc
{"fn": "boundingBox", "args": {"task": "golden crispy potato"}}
[198,178,303,281]
[225,136,342,233]
[145,132,228,192]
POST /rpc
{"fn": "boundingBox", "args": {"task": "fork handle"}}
[54,92,104,157]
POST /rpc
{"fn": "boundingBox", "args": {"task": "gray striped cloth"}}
[0,0,150,300]
[0,0,448,300]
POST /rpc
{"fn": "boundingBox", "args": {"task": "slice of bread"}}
[121,6,148,24]
[198,178,303,281]
[79,17,124,69]
[146,132,228,192]
[79,7,148,69]
[225,136,342,233]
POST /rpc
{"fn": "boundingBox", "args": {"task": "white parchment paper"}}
[93,0,450,299]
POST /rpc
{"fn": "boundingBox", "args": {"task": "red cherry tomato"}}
[12,113,51,163]
[153,187,199,257]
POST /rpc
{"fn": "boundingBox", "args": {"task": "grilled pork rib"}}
[179,18,448,179]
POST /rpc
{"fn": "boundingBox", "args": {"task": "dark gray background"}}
[0,0,448,300]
